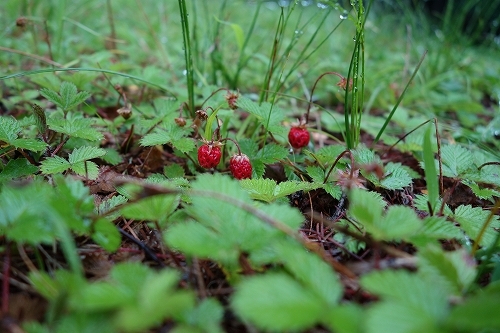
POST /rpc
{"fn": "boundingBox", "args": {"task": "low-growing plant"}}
[1,0,500,332]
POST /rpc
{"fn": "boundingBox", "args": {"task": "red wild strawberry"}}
[229,154,252,179]
[198,142,222,169]
[288,126,310,149]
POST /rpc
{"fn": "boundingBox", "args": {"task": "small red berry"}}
[288,126,310,149]
[229,154,252,180]
[198,142,222,169]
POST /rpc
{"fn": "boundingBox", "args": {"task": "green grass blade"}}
[423,125,439,215]
[373,50,427,145]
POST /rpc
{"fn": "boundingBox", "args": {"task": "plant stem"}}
[178,0,195,116]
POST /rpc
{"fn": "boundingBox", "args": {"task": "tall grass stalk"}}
[344,0,369,149]
[178,0,195,116]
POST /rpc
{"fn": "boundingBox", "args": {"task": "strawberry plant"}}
[1,0,500,332]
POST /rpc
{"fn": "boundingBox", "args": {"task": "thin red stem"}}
[306,71,344,123]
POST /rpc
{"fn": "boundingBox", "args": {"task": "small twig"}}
[118,227,165,267]
[0,46,63,67]
[193,258,207,298]
[2,242,11,315]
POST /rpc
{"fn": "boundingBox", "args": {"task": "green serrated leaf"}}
[255,143,289,163]
[68,146,106,164]
[165,220,239,263]
[172,137,195,153]
[418,245,476,295]
[274,180,322,198]
[40,156,71,174]
[324,304,364,333]
[183,298,224,333]
[240,179,321,203]
[309,145,348,166]
[231,273,326,331]
[164,164,185,178]
[453,205,500,247]
[0,158,38,182]
[140,130,171,146]
[446,282,500,332]
[353,145,379,165]
[66,91,91,110]
[377,205,422,240]
[462,179,500,200]
[97,195,128,219]
[379,163,412,190]
[0,116,20,143]
[274,239,342,306]
[361,270,449,321]
[348,188,385,228]
[91,218,120,252]
[101,148,122,165]
[121,194,180,224]
[411,216,464,246]
[70,161,99,179]
[10,138,47,151]
[440,144,474,177]
[40,87,64,109]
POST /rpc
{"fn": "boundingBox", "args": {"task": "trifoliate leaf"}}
[453,204,500,247]
[440,144,474,177]
[40,156,72,175]
[231,273,326,331]
[59,81,91,111]
[68,146,106,164]
[48,116,103,141]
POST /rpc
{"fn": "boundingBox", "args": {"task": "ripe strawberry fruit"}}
[288,126,310,149]
[229,154,252,179]
[198,142,222,169]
